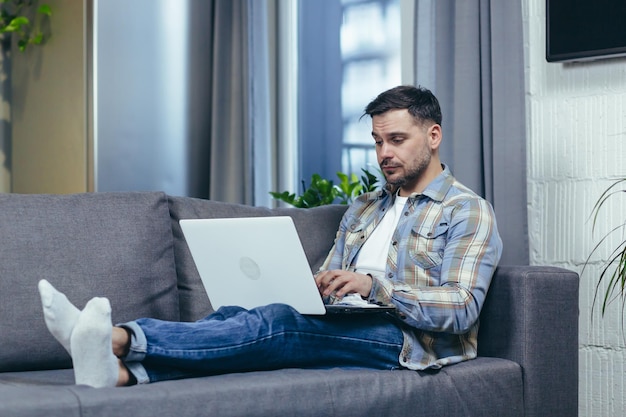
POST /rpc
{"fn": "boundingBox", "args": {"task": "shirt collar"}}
[378,163,454,203]
[413,164,454,202]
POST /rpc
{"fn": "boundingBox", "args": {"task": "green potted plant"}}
[585,178,626,317]
[270,168,380,208]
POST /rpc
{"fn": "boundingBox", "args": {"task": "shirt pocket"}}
[408,222,448,269]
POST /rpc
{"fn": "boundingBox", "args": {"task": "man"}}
[39,85,502,387]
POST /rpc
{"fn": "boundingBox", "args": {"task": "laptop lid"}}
[180,216,327,315]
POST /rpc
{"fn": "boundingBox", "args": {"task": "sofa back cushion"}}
[0,192,179,372]
[168,197,347,322]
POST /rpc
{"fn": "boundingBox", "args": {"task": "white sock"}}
[38,279,81,354]
[70,297,119,388]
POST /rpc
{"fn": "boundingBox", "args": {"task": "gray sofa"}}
[0,191,578,417]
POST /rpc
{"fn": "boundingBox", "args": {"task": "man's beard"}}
[382,152,431,188]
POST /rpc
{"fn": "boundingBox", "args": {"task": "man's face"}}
[371,109,438,194]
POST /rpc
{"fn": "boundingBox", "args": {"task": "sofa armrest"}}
[477,265,579,417]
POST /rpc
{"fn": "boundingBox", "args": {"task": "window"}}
[340,0,402,177]
[297,0,403,187]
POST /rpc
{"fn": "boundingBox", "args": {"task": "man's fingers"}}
[316,270,370,297]
[333,280,355,298]
[323,274,352,297]
[315,271,335,287]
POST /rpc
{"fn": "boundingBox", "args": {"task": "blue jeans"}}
[120,303,404,384]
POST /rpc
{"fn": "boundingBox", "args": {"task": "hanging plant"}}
[0,0,52,51]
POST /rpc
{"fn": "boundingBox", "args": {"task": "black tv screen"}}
[546,0,626,62]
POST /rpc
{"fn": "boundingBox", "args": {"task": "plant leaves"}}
[360,168,380,193]
[30,31,43,44]
[270,168,381,208]
[586,178,626,320]
[38,4,52,16]
[4,16,30,32]
[335,172,361,204]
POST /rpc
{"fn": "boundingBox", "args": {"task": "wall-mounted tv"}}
[546,0,626,62]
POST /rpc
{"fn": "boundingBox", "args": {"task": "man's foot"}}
[38,279,81,354]
[70,297,119,388]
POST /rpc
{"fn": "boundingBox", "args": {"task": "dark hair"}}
[363,85,442,126]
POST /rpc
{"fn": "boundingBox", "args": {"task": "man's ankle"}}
[117,361,136,387]
[112,326,132,358]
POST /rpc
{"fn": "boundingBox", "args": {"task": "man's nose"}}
[378,142,393,159]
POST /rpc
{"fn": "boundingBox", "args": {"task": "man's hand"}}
[314,270,373,299]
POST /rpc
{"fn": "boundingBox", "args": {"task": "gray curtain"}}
[205,0,272,206]
[414,0,529,265]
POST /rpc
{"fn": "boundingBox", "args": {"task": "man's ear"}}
[428,124,442,150]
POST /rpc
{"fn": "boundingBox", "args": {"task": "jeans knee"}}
[202,305,248,322]
[252,303,300,321]
[248,303,304,330]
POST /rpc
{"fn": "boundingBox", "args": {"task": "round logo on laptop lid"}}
[239,256,261,280]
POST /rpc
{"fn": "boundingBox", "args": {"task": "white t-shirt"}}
[354,195,408,276]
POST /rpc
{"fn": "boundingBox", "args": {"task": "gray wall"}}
[11,0,88,194]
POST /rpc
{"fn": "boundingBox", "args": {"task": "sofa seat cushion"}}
[168,197,347,321]
[0,357,522,417]
[0,385,80,417]
[0,192,179,372]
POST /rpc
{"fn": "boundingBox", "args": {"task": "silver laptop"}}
[179,216,396,315]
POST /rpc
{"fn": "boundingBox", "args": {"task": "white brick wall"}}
[524,1,626,415]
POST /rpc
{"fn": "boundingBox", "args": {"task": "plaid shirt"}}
[320,165,502,370]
